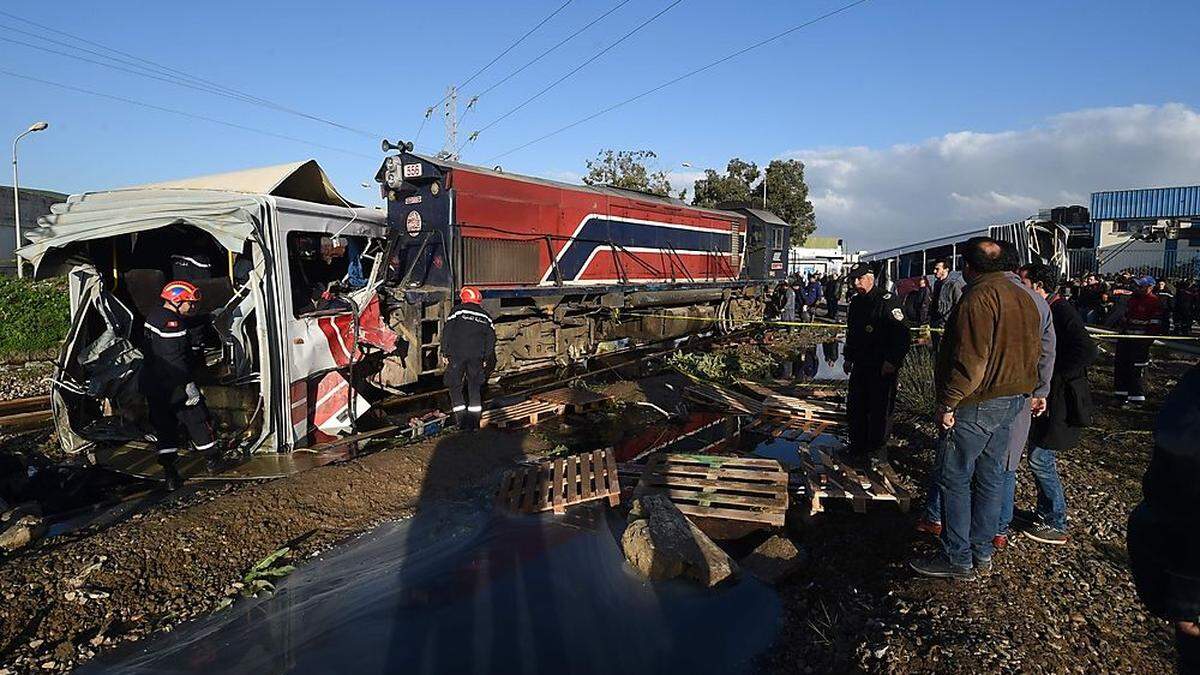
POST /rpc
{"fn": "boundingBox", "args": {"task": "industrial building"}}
[1086,185,1200,277]
[788,233,847,276]
[1,185,66,275]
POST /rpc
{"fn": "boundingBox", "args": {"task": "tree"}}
[691,157,816,246]
[582,149,674,197]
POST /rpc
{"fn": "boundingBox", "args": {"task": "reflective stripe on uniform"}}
[193,440,216,451]
[1128,395,1146,402]
[157,447,178,455]
[146,324,188,338]
[452,404,466,412]
[447,308,494,326]
[467,405,482,412]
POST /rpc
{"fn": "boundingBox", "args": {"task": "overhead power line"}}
[487,0,873,162]
[0,67,375,160]
[0,9,384,140]
[422,0,573,117]
[471,0,633,103]
[465,0,684,148]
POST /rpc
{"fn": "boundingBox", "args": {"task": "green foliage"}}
[669,345,775,382]
[691,158,760,208]
[691,157,816,246]
[241,546,296,598]
[582,149,674,198]
[896,344,937,418]
[0,276,70,358]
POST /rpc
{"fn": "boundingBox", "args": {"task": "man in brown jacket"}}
[910,237,1042,579]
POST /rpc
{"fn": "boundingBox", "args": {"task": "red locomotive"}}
[369,147,791,392]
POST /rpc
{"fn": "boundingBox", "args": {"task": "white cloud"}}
[784,103,1200,251]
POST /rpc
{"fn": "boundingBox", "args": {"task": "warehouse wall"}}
[0,186,67,274]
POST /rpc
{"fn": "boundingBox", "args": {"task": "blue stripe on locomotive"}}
[554,217,732,280]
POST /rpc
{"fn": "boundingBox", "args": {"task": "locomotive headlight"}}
[383,156,404,189]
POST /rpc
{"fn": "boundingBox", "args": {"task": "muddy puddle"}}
[87,501,781,674]
[775,341,847,382]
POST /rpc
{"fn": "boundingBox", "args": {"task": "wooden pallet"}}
[479,399,565,429]
[790,450,912,515]
[634,453,788,526]
[683,381,764,415]
[531,387,613,413]
[496,449,621,514]
[761,394,846,424]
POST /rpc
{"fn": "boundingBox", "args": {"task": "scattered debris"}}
[531,387,613,414]
[621,494,737,587]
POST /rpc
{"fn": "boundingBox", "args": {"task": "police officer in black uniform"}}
[842,263,910,468]
[442,286,497,430]
[142,280,217,490]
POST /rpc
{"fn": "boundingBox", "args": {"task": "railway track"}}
[0,394,53,432]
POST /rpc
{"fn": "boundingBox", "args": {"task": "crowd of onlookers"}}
[773,255,1200,668]
[1058,271,1198,335]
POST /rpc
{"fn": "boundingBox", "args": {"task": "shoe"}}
[973,556,992,573]
[915,519,943,536]
[909,553,974,580]
[993,530,1010,549]
[1023,523,1069,545]
[1011,509,1036,528]
[163,463,184,492]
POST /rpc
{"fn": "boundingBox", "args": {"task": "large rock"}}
[0,504,46,553]
[739,535,807,585]
[621,494,737,587]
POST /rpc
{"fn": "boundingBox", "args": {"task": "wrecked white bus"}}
[18,161,396,457]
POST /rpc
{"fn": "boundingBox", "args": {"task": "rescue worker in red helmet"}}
[441,286,496,430]
[140,280,217,490]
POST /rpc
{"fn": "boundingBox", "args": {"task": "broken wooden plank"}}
[496,449,622,515]
[634,452,788,527]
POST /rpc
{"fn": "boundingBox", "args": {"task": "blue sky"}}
[3,0,1199,249]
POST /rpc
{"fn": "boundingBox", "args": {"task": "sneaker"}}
[1023,523,1069,545]
[1011,509,1036,527]
[909,553,974,580]
[973,556,992,573]
[993,530,1010,549]
[915,519,943,536]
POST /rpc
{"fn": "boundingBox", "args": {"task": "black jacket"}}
[1128,365,1200,623]
[903,286,931,325]
[844,286,909,368]
[1030,297,1097,450]
[441,302,496,365]
[141,306,203,401]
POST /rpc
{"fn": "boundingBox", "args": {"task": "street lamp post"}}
[12,121,49,279]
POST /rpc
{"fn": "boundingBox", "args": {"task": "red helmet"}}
[459,286,482,304]
[161,280,202,304]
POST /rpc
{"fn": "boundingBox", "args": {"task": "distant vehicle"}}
[860,213,1072,296]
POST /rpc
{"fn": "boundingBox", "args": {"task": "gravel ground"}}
[0,363,54,400]
[760,348,1191,673]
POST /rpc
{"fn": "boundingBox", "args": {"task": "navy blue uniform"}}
[141,306,215,460]
[844,286,910,464]
[441,301,496,429]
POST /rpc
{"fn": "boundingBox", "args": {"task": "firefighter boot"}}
[160,454,184,492]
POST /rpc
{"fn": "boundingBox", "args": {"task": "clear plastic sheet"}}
[88,501,782,674]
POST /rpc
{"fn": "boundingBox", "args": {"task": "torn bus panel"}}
[16,162,394,457]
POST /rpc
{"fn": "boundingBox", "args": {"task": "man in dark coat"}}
[1128,365,1200,671]
[1020,264,1098,544]
[903,275,932,325]
[842,263,910,468]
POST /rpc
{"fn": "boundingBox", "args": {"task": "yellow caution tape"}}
[621,311,1200,341]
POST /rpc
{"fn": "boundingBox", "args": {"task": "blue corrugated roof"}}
[1091,186,1200,220]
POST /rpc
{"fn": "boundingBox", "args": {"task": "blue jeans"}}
[1028,446,1067,529]
[998,445,1068,532]
[936,395,1024,567]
